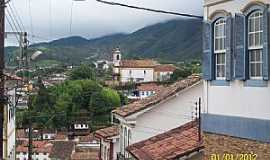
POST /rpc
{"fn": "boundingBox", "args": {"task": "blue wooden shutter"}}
[263,7,269,80]
[203,21,214,80]
[226,16,233,80]
[235,13,247,80]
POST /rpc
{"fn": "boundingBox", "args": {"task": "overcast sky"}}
[6,0,203,45]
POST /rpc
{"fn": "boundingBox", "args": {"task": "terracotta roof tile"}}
[49,141,75,160]
[126,121,203,160]
[137,83,165,92]
[55,132,68,140]
[16,141,53,154]
[79,133,98,142]
[120,60,157,68]
[16,129,27,139]
[154,64,177,72]
[113,75,201,117]
[94,126,119,139]
[71,151,99,160]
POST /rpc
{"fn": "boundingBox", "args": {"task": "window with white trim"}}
[214,18,226,79]
[248,11,263,79]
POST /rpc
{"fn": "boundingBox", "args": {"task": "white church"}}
[112,48,176,83]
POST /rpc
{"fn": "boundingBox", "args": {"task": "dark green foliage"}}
[89,88,120,115]
[170,61,201,81]
[70,64,96,80]
[17,80,123,130]
[170,68,192,81]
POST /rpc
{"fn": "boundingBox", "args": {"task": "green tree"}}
[170,68,192,81]
[70,64,96,80]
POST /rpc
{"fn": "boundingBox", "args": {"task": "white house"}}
[154,64,177,81]
[112,48,176,83]
[42,129,56,140]
[111,75,203,159]
[126,83,165,99]
[94,126,120,160]
[202,0,270,155]
[16,141,53,160]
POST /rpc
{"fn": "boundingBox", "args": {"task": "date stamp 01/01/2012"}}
[209,153,258,160]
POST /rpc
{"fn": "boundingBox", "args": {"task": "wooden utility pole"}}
[0,0,5,159]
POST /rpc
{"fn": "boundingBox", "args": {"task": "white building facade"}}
[202,0,270,142]
[3,88,16,160]
[112,77,203,159]
[112,48,175,83]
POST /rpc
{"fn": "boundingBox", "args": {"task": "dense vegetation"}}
[17,65,127,131]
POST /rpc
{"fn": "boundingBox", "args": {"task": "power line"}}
[69,0,74,35]
[5,15,20,43]
[9,1,26,31]
[6,7,21,33]
[96,0,203,19]
[7,3,23,32]
[28,0,34,42]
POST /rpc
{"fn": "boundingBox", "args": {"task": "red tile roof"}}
[79,133,98,143]
[16,129,27,139]
[126,121,203,160]
[154,64,177,72]
[137,83,165,92]
[120,60,157,68]
[16,140,53,153]
[71,151,99,160]
[49,141,75,160]
[113,75,201,117]
[94,126,119,139]
[55,132,68,140]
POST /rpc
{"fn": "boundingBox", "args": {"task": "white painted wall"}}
[154,71,173,81]
[116,82,203,157]
[203,0,270,121]
[16,152,50,160]
[100,137,119,160]
[130,82,203,143]
[74,124,89,130]
[120,68,154,83]
[43,133,55,140]
[5,89,16,160]
[204,81,270,120]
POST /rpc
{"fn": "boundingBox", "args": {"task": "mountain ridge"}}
[7,18,202,66]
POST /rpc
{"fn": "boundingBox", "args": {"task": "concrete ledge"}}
[202,113,270,143]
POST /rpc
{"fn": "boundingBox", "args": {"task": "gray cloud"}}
[6,0,203,45]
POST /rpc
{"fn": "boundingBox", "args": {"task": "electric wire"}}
[28,0,34,42]
[96,0,203,19]
[7,3,23,32]
[5,15,20,44]
[6,8,21,33]
[69,0,74,35]
[9,0,25,31]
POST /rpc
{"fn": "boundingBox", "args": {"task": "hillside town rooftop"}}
[154,64,177,72]
[94,125,119,139]
[126,121,203,160]
[119,59,157,68]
